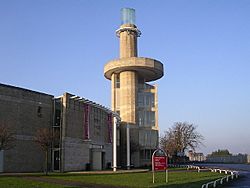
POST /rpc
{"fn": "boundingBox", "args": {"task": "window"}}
[137,92,145,107]
[151,111,155,126]
[140,149,152,160]
[146,95,150,106]
[54,109,61,127]
[145,149,151,159]
[151,94,155,107]
[115,75,120,88]
[140,150,145,159]
[37,106,42,117]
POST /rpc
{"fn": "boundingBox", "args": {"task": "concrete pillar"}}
[111,73,116,111]
[60,93,69,172]
[113,117,117,172]
[119,71,137,124]
[126,124,130,169]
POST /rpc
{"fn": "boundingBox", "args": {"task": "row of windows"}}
[140,149,155,160]
[138,111,155,127]
[139,131,157,147]
[138,83,154,90]
[138,93,155,108]
[115,75,155,91]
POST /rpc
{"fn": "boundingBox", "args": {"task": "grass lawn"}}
[51,171,224,188]
[0,171,226,188]
[0,177,73,188]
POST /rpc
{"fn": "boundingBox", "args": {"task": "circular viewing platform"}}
[104,57,164,82]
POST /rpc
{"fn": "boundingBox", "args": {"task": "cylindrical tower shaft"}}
[112,8,141,124]
[117,9,140,124]
[119,24,138,58]
[120,71,137,124]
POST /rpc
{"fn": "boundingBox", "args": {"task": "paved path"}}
[196,163,250,188]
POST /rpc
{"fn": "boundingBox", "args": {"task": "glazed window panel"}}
[137,93,144,107]
[115,75,120,88]
[115,89,120,109]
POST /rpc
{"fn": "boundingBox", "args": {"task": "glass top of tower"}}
[121,8,136,25]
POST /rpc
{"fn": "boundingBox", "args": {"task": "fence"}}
[169,164,239,188]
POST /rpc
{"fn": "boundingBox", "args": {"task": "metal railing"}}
[199,166,239,188]
[169,164,239,187]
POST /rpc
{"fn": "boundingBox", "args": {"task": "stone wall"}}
[63,137,90,171]
[0,84,53,172]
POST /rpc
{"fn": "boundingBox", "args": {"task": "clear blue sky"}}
[0,0,249,155]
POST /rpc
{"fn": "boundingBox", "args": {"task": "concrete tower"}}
[104,8,164,167]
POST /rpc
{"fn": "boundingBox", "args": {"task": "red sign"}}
[83,104,90,140]
[107,113,112,143]
[153,156,167,171]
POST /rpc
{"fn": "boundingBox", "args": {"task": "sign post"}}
[152,149,168,183]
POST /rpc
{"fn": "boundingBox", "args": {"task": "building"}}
[206,153,249,164]
[54,93,119,172]
[0,84,53,172]
[188,150,206,162]
[0,83,119,172]
[247,155,250,163]
[104,8,164,167]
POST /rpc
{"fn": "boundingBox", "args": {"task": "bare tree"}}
[34,128,59,175]
[160,122,204,158]
[160,129,176,156]
[0,124,15,151]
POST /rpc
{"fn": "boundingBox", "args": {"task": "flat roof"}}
[0,83,54,97]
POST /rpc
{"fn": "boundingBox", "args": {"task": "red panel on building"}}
[107,113,112,143]
[83,104,90,140]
